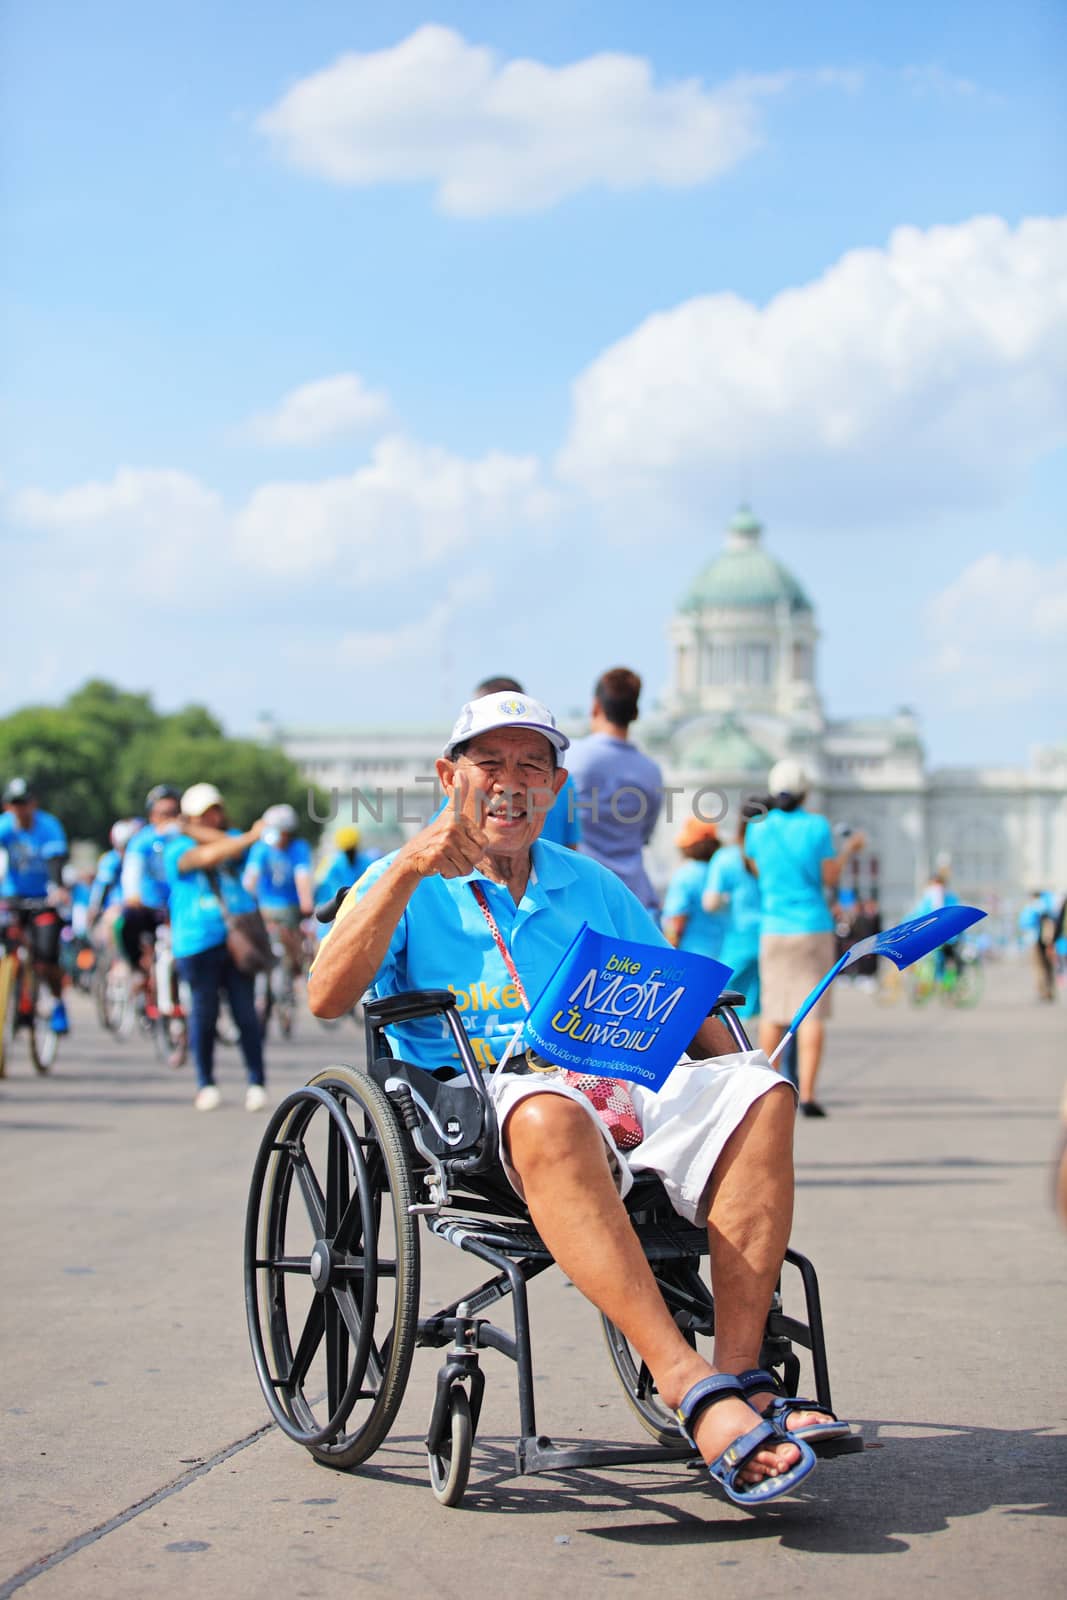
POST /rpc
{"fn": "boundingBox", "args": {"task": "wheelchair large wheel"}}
[600,1260,714,1446]
[245,1064,420,1470]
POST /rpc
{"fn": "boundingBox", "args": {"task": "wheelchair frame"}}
[244,986,861,1507]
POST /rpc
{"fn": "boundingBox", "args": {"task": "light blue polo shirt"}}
[661,859,727,959]
[245,837,313,911]
[330,839,665,1075]
[705,844,762,968]
[0,810,68,898]
[164,833,257,959]
[744,809,835,937]
[121,823,175,910]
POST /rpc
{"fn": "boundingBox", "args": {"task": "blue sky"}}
[2,0,1064,763]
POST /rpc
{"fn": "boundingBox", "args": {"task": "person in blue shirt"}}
[311,691,845,1505]
[661,819,727,959]
[744,761,864,1118]
[1018,888,1057,1002]
[0,776,70,1033]
[120,785,182,969]
[165,783,267,1112]
[314,825,376,940]
[704,801,764,1020]
[910,865,963,985]
[566,667,662,910]
[243,802,314,981]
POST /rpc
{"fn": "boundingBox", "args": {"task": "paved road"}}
[2,962,1064,1599]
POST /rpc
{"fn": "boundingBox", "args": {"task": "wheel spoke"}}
[290,1143,326,1235]
[326,1116,351,1237]
[287,1296,326,1392]
[325,1294,350,1416]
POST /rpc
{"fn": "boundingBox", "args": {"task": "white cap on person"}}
[181,782,224,817]
[443,692,569,758]
[767,758,808,798]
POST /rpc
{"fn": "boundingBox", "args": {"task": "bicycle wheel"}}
[29,973,59,1074]
[908,957,936,1006]
[245,1065,419,1470]
[254,970,273,1040]
[0,953,16,1077]
[952,962,983,1009]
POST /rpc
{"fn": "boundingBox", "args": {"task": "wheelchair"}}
[244,987,862,1508]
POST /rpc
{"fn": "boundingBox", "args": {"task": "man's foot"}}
[799,1100,826,1118]
[195,1085,222,1112]
[664,1369,802,1488]
[50,1000,69,1035]
[245,1084,268,1112]
[738,1369,848,1439]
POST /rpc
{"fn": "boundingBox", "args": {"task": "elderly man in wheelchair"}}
[248,691,857,1509]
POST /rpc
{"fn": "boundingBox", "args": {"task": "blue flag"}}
[522,924,733,1091]
[773,903,986,1056]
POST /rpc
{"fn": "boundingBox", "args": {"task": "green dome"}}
[682,506,813,614]
[678,716,772,774]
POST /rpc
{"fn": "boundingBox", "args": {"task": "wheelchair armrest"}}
[363,988,458,1025]
[711,990,746,1012]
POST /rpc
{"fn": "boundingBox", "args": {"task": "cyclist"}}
[120,785,182,971]
[315,825,374,933]
[243,803,314,982]
[912,863,961,981]
[88,820,140,933]
[0,777,70,1034]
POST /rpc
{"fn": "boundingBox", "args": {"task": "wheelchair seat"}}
[244,984,861,1507]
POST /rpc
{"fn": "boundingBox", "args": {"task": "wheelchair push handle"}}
[314,886,351,925]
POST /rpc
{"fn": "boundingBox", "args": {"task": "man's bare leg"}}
[709,1081,837,1429]
[759,1019,786,1064]
[505,1090,802,1486]
[796,1018,825,1105]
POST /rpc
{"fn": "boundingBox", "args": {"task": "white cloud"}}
[902,64,980,99]
[328,573,495,669]
[558,214,1067,523]
[922,552,1067,709]
[12,468,231,600]
[242,372,391,446]
[256,24,815,216]
[233,434,555,579]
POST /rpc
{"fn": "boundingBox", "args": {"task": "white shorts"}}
[489,1051,791,1225]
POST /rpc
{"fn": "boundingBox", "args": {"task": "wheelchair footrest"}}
[516,1434,695,1476]
[811,1431,865,1458]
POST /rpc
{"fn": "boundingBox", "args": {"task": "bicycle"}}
[908,942,983,1008]
[140,921,188,1069]
[0,898,66,1076]
[254,924,299,1040]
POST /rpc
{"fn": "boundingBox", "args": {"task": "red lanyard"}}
[469,881,529,1007]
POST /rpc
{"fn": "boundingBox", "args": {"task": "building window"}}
[793,643,811,681]
[745,642,771,685]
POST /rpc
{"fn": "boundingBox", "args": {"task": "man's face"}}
[197,802,226,830]
[440,727,566,857]
[9,799,35,829]
[150,799,180,830]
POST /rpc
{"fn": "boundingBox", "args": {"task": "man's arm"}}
[309,773,487,1019]
[179,822,263,874]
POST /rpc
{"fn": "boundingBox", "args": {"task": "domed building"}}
[257,505,1067,934]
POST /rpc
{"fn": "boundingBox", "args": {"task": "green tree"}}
[0,679,323,848]
[0,707,111,842]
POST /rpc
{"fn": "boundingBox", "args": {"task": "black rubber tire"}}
[29,972,58,1074]
[601,1315,684,1446]
[428,1386,473,1507]
[245,1065,420,1471]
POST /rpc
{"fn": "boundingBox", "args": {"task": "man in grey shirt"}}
[566,667,663,911]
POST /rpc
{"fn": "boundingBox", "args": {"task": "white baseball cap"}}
[443,692,570,759]
[767,758,809,797]
[181,782,224,817]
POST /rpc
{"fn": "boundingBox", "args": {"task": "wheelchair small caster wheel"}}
[428,1386,473,1507]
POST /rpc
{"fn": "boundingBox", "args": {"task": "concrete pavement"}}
[1,960,1064,1598]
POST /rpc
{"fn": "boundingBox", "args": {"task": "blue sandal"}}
[736,1367,852,1445]
[674,1375,816,1507]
